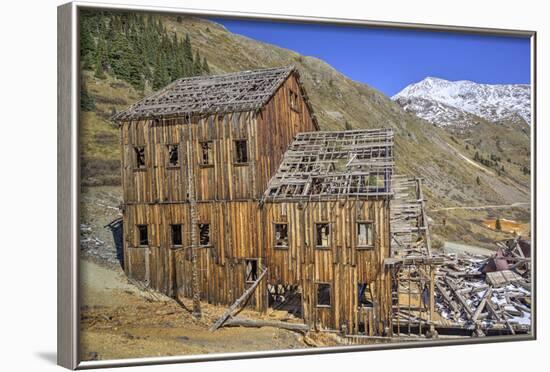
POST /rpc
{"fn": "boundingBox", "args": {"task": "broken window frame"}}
[315,222,331,249]
[273,222,289,249]
[198,223,211,247]
[234,139,249,165]
[357,282,374,308]
[356,221,374,249]
[245,259,259,284]
[170,224,183,247]
[166,144,180,168]
[137,224,149,247]
[199,141,214,167]
[316,282,331,308]
[289,89,299,112]
[134,146,146,170]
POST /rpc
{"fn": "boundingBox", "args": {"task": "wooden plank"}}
[445,278,474,318]
[472,287,493,322]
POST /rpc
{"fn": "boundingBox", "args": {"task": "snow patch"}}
[392,77,531,128]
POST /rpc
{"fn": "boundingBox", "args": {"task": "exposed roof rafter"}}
[112,66,318,128]
[262,128,394,202]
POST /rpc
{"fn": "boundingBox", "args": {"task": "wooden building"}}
[112,66,397,336]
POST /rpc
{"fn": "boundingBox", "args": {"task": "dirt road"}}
[443,241,494,256]
[432,202,529,212]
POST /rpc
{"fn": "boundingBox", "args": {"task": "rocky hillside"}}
[392,77,531,128]
[81,14,531,247]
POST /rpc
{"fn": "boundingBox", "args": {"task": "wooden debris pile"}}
[434,245,531,335]
[388,175,531,337]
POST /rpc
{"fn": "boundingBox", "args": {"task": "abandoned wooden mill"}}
[111,66,530,341]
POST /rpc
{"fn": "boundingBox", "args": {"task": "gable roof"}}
[261,128,394,202]
[112,66,317,125]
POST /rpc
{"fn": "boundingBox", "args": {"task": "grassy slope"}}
[81,15,531,247]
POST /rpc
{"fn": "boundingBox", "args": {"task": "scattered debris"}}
[433,247,531,335]
[388,176,531,337]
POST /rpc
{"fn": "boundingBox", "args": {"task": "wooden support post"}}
[186,117,201,319]
[429,266,435,322]
[408,265,412,335]
[417,178,432,257]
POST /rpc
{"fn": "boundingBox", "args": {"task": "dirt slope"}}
[80,258,315,361]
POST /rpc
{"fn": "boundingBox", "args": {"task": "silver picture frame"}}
[57,1,537,369]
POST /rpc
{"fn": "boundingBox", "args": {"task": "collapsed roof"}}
[262,128,394,202]
[112,66,317,125]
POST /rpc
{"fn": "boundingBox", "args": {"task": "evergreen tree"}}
[81,11,209,89]
[193,50,202,75]
[80,18,95,69]
[345,120,352,130]
[495,218,502,231]
[476,176,481,186]
[80,82,96,111]
[94,38,107,79]
[202,57,210,75]
[474,151,480,162]
[183,33,193,68]
[153,53,170,90]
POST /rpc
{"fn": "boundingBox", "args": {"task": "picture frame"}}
[58,1,536,369]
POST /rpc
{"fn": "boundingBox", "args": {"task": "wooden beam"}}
[210,267,267,331]
[435,281,460,315]
[472,287,493,322]
[445,278,474,318]
[224,317,309,332]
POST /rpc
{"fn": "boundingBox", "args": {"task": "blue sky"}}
[211,18,531,97]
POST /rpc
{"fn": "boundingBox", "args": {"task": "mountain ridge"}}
[392,76,530,128]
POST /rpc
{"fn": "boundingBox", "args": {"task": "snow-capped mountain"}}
[392,77,531,128]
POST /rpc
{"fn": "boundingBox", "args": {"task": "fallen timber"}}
[210,267,268,331]
[429,247,531,336]
[224,317,309,332]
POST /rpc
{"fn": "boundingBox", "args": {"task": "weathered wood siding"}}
[255,74,318,196]
[123,201,267,310]
[120,73,316,204]
[121,112,260,203]
[262,199,392,334]
[123,198,392,334]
